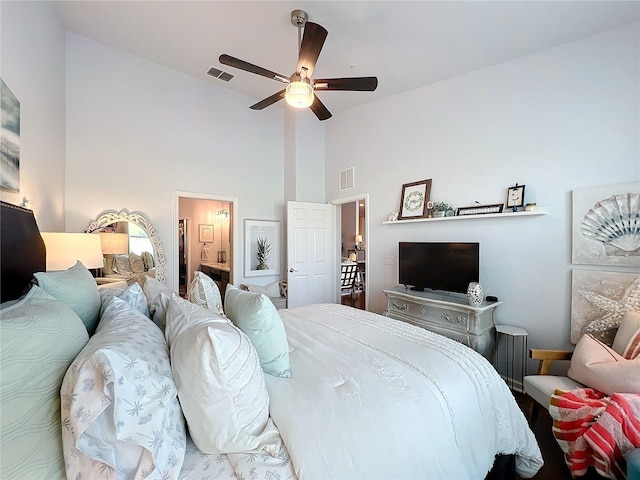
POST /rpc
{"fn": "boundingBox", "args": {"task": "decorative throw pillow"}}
[0,286,89,480]
[118,281,150,317]
[61,297,186,480]
[112,254,132,274]
[141,251,154,270]
[245,281,282,298]
[128,252,145,273]
[102,255,116,275]
[188,270,224,316]
[224,284,291,378]
[33,260,101,334]
[567,333,640,395]
[612,310,640,359]
[143,275,175,330]
[165,294,276,454]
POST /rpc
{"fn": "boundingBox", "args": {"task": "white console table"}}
[382,287,501,359]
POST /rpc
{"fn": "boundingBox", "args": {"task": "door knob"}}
[289,268,298,273]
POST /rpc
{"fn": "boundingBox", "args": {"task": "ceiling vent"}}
[339,167,355,190]
[206,67,234,82]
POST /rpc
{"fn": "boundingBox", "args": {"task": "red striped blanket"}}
[549,388,640,479]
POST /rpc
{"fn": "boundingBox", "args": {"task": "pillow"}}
[61,296,186,480]
[0,286,89,480]
[34,260,101,334]
[143,275,175,330]
[245,281,282,298]
[141,251,154,270]
[128,252,145,273]
[103,255,116,275]
[188,270,224,316]
[113,254,132,274]
[165,294,275,454]
[224,284,291,378]
[118,281,150,317]
[567,334,640,395]
[612,310,640,359]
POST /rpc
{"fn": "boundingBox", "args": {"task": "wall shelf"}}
[382,209,546,225]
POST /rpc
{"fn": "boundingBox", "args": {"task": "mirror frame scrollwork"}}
[85,209,166,283]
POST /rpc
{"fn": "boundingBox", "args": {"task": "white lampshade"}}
[99,232,129,255]
[285,80,314,108]
[41,232,104,271]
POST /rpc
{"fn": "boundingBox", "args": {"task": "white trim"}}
[174,191,239,293]
[330,193,370,311]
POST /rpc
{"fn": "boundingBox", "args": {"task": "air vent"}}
[339,167,355,190]
[206,67,234,82]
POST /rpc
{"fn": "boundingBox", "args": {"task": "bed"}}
[0,200,543,480]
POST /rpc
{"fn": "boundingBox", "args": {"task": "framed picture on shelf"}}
[506,184,526,211]
[398,179,432,220]
[456,204,504,216]
[244,219,280,277]
[198,224,214,243]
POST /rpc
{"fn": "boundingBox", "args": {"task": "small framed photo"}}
[398,179,432,220]
[506,184,526,211]
[456,204,504,216]
[198,224,214,243]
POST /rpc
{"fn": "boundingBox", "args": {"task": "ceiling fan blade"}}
[313,77,378,92]
[250,89,287,110]
[310,95,332,121]
[296,22,328,79]
[219,54,289,84]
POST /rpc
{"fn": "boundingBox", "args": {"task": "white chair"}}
[340,263,358,299]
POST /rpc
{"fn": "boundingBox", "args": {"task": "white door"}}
[287,201,336,308]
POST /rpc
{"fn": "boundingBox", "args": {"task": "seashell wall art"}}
[572,182,640,267]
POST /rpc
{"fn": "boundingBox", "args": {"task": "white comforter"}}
[265,304,543,480]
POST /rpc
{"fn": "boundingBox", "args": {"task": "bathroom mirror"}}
[85,208,166,283]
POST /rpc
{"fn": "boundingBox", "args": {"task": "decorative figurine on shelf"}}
[507,183,526,212]
[426,201,434,218]
[388,212,399,222]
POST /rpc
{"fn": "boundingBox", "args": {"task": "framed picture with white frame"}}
[244,220,280,277]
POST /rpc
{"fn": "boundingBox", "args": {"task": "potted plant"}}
[432,201,453,217]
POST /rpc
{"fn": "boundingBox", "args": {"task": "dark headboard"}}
[1,201,46,302]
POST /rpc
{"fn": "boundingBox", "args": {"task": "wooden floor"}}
[341,290,365,310]
[514,393,605,480]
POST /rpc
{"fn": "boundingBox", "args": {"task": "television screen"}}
[398,242,479,293]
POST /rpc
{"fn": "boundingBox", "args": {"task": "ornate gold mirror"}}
[85,209,166,283]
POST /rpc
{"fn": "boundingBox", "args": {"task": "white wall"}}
[325,23,640,355]
[64,33,285,291]
[0,1,66,230]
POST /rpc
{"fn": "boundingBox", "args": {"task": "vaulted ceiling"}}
[55,1,639,115]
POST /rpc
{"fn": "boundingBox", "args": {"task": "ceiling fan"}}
[219,10,378,121]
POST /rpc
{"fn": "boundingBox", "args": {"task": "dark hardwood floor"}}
[514,393,605,480]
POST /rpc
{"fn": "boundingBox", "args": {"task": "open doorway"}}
[332,194,369,311]
[175,192,238,301]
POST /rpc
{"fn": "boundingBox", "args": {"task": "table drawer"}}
[386,298,470,332]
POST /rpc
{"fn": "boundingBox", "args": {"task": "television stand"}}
[382,286,501,359]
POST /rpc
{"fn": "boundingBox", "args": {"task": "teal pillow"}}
[0,286,89,480]
[34,260,101,333]
[224,284,291,378]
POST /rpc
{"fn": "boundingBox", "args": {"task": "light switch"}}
[385,255,394,265]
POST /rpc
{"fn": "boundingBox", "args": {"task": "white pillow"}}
[225,284,291,378]
[612,310,640,359]
[246,281,281,298]
[188,271,224,316]
[165,294,275,454]
[143,275,174,330]
[61,297,186,480]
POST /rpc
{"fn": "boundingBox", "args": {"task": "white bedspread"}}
[266,304,543,480]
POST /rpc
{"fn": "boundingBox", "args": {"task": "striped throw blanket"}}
[550,388,640,479]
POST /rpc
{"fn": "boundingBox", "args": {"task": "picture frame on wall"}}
[398,179,432,220]
[1,78,20,193]
[506,184,526,211]
[198,224,214,243]
[245,219,280,277]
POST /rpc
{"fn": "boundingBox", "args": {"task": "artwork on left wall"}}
[0,78,20,193]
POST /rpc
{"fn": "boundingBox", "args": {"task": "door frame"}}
[330,193,370,311]
[174,191,239,293]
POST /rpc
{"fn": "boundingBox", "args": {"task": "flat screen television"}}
[398,242,479,294]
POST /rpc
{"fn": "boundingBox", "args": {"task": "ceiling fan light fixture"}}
[285,80,314,108]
